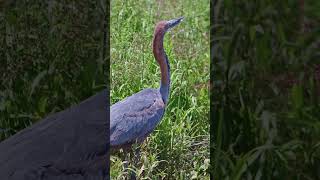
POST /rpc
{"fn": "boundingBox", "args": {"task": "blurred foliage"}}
[211,0,320,179]
[111,0,209,179]
[0,0,107,141]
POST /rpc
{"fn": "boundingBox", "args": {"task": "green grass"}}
[211,0,320,179]
[111,0,210,179]
[0,1,107,141]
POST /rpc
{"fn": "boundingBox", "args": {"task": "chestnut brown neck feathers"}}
[152,21,170,104]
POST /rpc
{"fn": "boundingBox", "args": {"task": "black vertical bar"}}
[105,0,110,178]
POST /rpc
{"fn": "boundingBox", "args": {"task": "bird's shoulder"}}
[110,88,165,128]
[111,88,164,114]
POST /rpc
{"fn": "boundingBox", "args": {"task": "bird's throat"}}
[153,30,170,104]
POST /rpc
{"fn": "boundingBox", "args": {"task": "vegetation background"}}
[111,0,210,179]
[0,1,107,141]
[211,0,320,179]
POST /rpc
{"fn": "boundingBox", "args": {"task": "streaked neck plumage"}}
[152,23,170,104]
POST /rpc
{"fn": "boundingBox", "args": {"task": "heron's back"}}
[0,90,108,180]
[111,88,165,149]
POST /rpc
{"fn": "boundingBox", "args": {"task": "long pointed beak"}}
[167,17,184,29]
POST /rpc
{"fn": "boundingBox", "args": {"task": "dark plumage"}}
[0,90,109,180]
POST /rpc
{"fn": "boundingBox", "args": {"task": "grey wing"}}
[0,90,108,180]
[110,89,165,148]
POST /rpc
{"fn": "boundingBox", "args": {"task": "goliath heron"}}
[0,90,109,180]
[110,17,183,175]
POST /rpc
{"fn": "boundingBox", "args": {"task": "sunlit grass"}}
[111,0,209,179]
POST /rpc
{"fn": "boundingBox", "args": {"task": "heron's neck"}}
[153,31,170,104]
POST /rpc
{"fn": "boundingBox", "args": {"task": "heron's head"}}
[154,17,184,35]
[166,16,184,30]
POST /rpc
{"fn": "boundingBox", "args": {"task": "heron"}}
[0,90,109,180]
[110,17,183,176]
